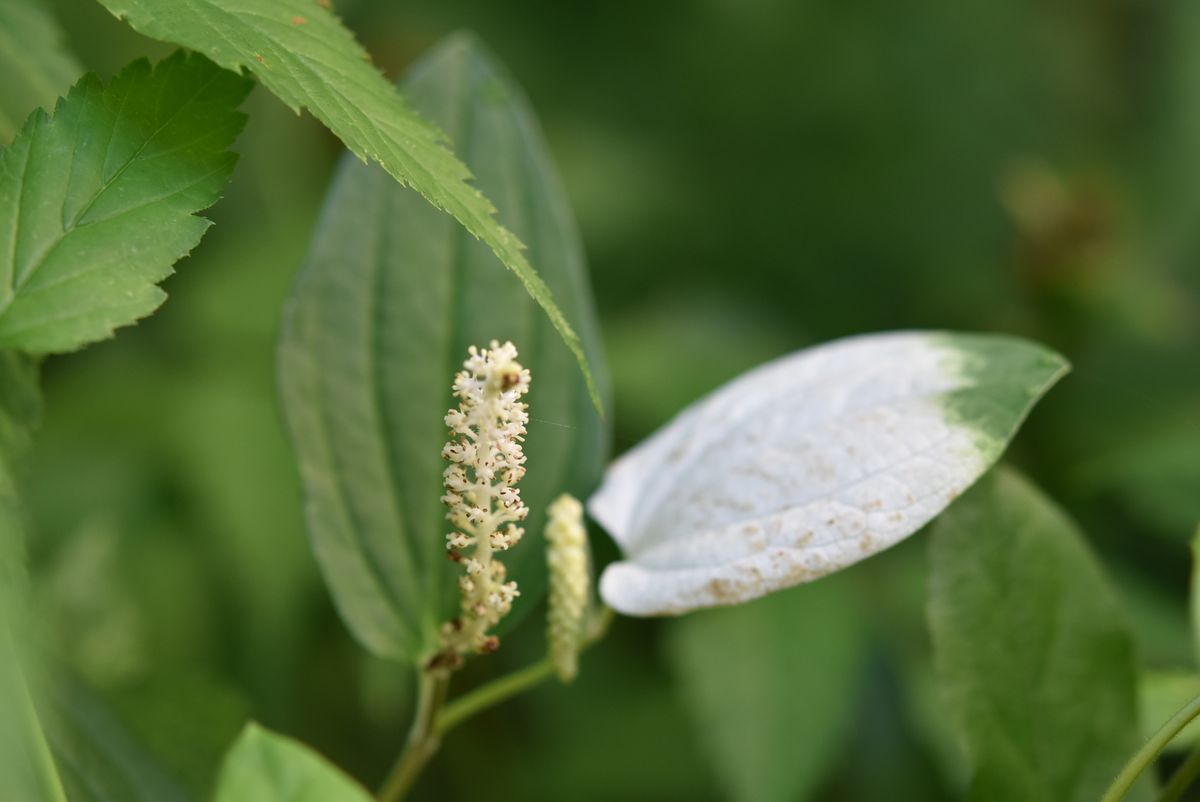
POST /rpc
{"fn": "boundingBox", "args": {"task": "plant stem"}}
[435,606,615,736]
[377,669,449,802]
[1100,693,1200,802]
[437,658,555,735]
[1161,744,1200,802]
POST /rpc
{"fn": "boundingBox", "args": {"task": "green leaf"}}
[928,468,1151,802]
[279,35,609,661]
[0,0,82,145]
[95,0,601,409]
[0,51,251,352]
[213,724,373,802]
[664,577,868,802]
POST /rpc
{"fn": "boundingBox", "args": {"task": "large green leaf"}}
[95,0,600,408]
[0,0,81,145]
[928,468,1151,802]
[0,51,251,352]
[213,724,373,802]
[665,576,868,802]
[279,35,609,661]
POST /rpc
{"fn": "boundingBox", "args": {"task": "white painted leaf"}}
[589,331,1068,616]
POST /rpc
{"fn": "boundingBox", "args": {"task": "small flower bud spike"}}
[545,494,589,682]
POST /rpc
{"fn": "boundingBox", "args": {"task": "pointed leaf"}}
[590,331,1067,615]
[0,0,81,145]
[928,469,1150,802]
[0,51,251,352]
[665,577,868,802]
[278,35,609,661]
[95,0,600,407]
[213,724,372,802]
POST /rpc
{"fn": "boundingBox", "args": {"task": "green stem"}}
[1101,693,1200,802]
[1161,744,1200,802]
[437,658,554,735]
[435,606,615,736]
[377,670,449,802]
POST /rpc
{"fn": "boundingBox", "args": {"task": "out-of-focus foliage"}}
[0,0,81,144]
[665,576,868,802]
[13,0,1200,799]
[929,469,1149,802]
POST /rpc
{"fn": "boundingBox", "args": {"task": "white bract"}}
[589,331,1068,616]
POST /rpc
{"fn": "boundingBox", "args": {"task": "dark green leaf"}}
[928,468,1151,802]
[94,0,600,406]
[279,34,609,661]
[0,51,251,352]
[665,577,868,802]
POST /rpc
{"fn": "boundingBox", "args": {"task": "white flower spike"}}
[441,340,531,654]
[589,331,1068,616]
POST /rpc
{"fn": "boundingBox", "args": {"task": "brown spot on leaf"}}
[292,15,308,24]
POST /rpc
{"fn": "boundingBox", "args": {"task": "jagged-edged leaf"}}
[46,680,191,802]
[0,51,251,352]
[928,469,1150,802]
[213,724,372,802]
[279,34,609,661]
[0,0,81,145]
[590,331,1067,616]
[95,0,600,408]
[665,577,868,802]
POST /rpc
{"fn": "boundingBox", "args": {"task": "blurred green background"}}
[19,0,1200,799]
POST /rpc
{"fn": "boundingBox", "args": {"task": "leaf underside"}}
[0,51,252,352]
[590,331,1067,616]
[95,0,600,409]
[279,35,610,661]
[928,468,1151,802]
